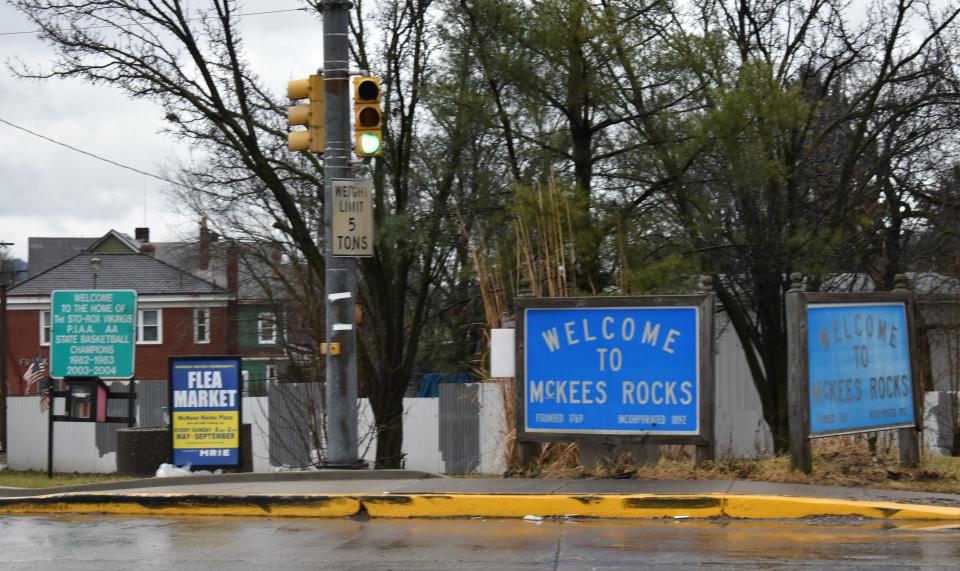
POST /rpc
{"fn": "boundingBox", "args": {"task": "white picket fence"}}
[358,397,444,473]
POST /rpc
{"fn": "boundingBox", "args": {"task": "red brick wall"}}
[4,306,231,395]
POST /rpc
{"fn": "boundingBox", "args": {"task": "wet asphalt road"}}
[2,515,960,570]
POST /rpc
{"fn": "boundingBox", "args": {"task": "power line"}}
[0,116,197,192]
[0,7,308,37]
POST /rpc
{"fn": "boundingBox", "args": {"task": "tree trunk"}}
[719,271,792,454]
[757,272,791,453]
[373,397,405,469]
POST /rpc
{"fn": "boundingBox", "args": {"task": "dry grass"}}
[0,469,137,489]
[508,436,960,494]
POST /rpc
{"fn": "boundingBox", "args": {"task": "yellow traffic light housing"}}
[353,76,382,157]
[287,75,324,153]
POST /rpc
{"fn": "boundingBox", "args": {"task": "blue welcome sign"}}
[806,303,915,436]
[522,303,702,436]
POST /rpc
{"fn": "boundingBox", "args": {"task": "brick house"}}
[4,239,234,394]
[147,221,292,391]
[7,225,291,396]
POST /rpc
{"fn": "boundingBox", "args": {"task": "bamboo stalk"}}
[469,181,585,470]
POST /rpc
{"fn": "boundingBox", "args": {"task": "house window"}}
[40,310,51,346]
[194,308,211,344]
[257,313,276,344]
[137,309,162,344]
[265,364,278,382]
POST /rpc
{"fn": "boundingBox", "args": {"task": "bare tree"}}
[10,0,494,467]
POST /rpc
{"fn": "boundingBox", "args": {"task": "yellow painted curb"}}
[1,492,959,521]
[0,493,360,518]
[722,495,960,521]
[360,494,725,519]
[362,494,960,521]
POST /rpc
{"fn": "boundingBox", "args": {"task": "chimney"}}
[226,245,240,354]
[226,246,239,293]
[199,217,211,271]
[271,247,282,279]
[134,227,150,242]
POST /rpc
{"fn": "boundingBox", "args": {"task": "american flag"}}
[22,358,51,412]
[39,380,52,412]
[22,358,46,390]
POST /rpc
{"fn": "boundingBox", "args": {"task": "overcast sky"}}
[0,1,322,261]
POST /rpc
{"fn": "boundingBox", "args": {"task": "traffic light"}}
[353,76,382,157]
[287,74,324,153]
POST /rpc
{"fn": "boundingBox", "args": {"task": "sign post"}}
[169,356,243,469]
[50,290,137,379]
[787,274,921,473]
[516,296,715,465]
[47,290,138,477]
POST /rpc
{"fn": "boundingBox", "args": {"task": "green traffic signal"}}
[353,76,383,157]
[359,132,382,155]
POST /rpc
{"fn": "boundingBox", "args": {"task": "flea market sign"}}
[517,296,714,445]
[169,356,243,468]
[50,290,137,379]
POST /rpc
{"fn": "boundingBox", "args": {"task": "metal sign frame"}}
[515,295,715,447]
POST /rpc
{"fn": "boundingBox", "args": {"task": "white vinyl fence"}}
[9,396,117,473]
[5,383,508,475]
[0,309,784,474]
[713,314,775,458]
[7,393,271,474]
[358,383,508,474]
[14,321,952,475]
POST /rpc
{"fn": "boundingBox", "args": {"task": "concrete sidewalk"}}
[2,470,960,520]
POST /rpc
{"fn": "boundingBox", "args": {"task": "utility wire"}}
[0,7,308,37]
[0,116,197,191]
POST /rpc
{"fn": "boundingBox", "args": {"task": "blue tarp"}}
[416,373,476,398]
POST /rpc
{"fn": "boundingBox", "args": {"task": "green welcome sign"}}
[50,290,137,379]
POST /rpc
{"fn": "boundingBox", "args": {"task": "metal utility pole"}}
[0,240,14,452]
[322,0,359,467]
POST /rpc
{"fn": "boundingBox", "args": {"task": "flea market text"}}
[172,370,238,409]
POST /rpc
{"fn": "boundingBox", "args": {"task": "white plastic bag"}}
[155,463,217,477]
